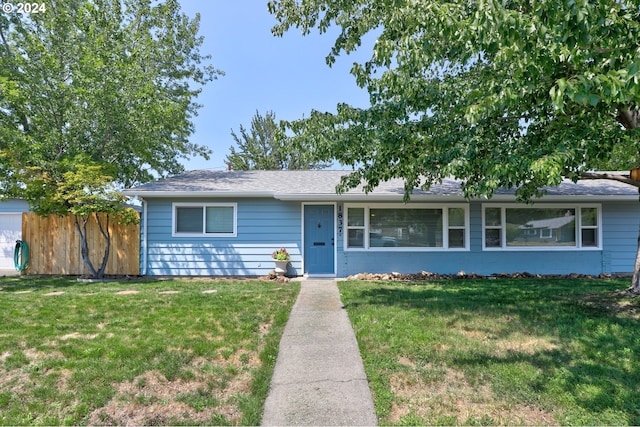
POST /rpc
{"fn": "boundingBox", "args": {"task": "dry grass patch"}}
[494,335,559,356]
[389,364,556,425]
[115,290,139,295]
[0,277,299,425]
[60,332,99,340]
[90,371,217,425]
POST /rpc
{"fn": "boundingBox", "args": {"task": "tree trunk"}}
[94,212,111,279]
[73,213,111,279]
[74,215,98,278]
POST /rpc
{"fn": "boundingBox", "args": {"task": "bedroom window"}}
[173,203,237,237]
[345,204,469,250]
[482,205,600,250]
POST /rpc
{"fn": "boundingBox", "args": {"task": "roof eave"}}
[274,193,468,202]
[123,191,640,202]
[122,191,276,198]
[488,194,639,202]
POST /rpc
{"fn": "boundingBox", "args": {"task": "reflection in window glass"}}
[348,229,364,248]
[581,208,597,226]
[485,228,502,247]
[449,229,465,248]
[483,206,600,249]
[176,207,203,233]
[485,207,501,226]
[448,208,465,227]
[348,208,365,227]
[582,229,597,247]
[505,208,576,247]
[205,206,234,233]
[369,209,443,247]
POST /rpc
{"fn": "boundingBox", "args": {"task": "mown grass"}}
[0,276,299,426]
[339,278,640,426]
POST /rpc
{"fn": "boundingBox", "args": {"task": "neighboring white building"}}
[0,199,29,270]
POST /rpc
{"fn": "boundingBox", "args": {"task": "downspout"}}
[141,198,148,276]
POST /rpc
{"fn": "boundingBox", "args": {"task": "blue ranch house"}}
[124,170,640,277]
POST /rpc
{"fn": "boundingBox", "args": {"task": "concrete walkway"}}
[261,279,378,426]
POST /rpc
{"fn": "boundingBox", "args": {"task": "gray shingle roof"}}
[124,170,639,200]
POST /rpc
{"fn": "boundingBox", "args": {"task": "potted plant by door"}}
[272,248,290,276]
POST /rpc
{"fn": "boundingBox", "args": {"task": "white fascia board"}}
[486,194,639,202]
[121,191,275,198]
[277,194,639,202]
[122,191,639,202]
[274,193,469,202]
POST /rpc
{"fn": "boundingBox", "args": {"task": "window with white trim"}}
[345,204,469,250]
[448,207,466,248]
[482,205,600,249]
[580,207,599,247]
[173,203,237,237]
[347,207,365,248]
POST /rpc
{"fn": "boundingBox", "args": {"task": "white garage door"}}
[0,214,22,269]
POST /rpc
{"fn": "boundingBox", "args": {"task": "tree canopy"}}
[0,0,219,202]
[268,0,640,200]
[0,0,219,276]
[226,110,330,170]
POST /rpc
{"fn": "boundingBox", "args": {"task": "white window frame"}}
[579,207,600,248]
[172,202,237,237]
[540,228,552,239]
[446,207,467,249]
[481,204,602,251]
[344,203,470,251]
[345,206,366,249]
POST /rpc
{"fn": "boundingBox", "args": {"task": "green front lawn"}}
[339,278,640,426]
[4,275,638,426]
[0,276,299,426]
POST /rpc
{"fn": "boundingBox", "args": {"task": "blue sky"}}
[177,1,372,171]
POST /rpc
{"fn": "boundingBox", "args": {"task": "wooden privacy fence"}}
[22,212,140,276]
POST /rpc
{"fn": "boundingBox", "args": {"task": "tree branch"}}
[579,171,640,188]
[0,25,13,58]
[616,108,640,130]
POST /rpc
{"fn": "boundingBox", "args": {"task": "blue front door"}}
[304,205,335,275]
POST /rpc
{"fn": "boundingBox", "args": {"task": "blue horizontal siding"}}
[339,250,605,276]
[143,198,302,276]
[341,251,602,275]
[602,202,640,273]
[143,197,640,277]
[337,201,639,276]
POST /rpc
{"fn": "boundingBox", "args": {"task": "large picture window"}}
[482,205,600,250]
[173,203,237,237]
[345,204,469,250]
